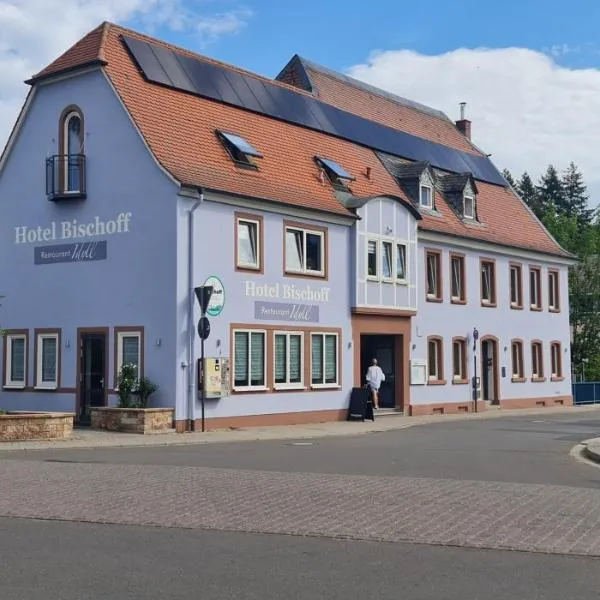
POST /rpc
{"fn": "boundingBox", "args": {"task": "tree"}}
[562,161,594,225]
[537,164,566,216]
[502,168,516,188]
[517,172,543,217]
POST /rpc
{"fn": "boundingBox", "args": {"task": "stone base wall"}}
[0,412,74,441]
[91,408,174,434]
[499,395,573,409]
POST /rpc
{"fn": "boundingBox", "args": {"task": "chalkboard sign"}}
[347,386,374,422]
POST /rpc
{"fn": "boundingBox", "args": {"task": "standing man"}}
[365,358,385,409]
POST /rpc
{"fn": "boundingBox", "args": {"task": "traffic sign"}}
[197,316,211,340]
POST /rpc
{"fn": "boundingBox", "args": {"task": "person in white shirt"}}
[365,358,385,409]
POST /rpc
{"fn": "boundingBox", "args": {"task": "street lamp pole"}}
[472,328,479,413]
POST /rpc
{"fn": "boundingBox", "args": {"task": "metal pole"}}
[200,336,205,433]
[473,349,478,413]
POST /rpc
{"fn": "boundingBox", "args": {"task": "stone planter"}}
[90,407,174,434]
[0,411,75,441]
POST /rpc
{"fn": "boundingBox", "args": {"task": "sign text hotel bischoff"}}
[14,212,132,265]
[245,280,330,323]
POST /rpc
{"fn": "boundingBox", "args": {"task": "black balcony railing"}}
[46,154,86,201]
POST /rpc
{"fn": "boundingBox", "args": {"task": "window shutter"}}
[274,334,286,383]
[289,334,302,383]
[234,332,249,386]
[311,335,323,384]
[250,332,265,386]
[324,335,337,383]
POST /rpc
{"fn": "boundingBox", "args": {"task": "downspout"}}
[187,190,203,431]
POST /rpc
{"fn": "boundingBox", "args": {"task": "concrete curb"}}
[583,438,600,463]
[0,404,598,453]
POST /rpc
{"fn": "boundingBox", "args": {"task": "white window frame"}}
[396,243,407,282]
[116,331,142,377]
[366,237,408,284]
[284,226,325,276]
[419,184,433,209]
[366,238,379,280]
[452,339,466,381]
[273,331,305,390]
[481,261,495,304]
[450,255,464,301]
[381,240,394,282]
[530,268,541,309]
[427,338,442,382]
[510,265,522,307]
[310,332,340,389]
[236,217,261,270]
[511,342,524,378]
[548,271,559,310]
[426,252,440,299]
[551,343,562,378]
[463,195,475,219]
[531,342,543,378]
[232,328,268,392]
[4,333,27,389]
[35,332,59,390]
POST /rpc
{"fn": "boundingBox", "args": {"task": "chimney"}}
[455,101,471,140]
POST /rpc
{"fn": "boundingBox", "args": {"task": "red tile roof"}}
[26,22,570,257]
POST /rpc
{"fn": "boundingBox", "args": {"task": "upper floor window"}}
[236,213,263,272]
[480,259,496,306]
[530,267,542,310]
[367,239,407,283]
[420,185,433,209]
[3,332,27,389]
[510,263,523,309]
[396,244,407,281]
[426,250,442,301]
[550,342,563,379]
[35,330,59,390]
[450,254,466,304]
[284,223,326,277]
[463,195,475,219]
[531,341,544,380]
[216,130,263,169]
[427,336,444,383]
[511,340,524,381]
[548,270,560,312]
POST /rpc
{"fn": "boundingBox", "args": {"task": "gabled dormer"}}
[376,154,437,212]
[438,173,479,222]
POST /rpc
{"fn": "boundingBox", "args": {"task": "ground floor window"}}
[511,340,524,380]
[531,341,544,380]
[35,330,59,389]
[551,342,563,379]
[233,330,266,390]
[4,332,27,389]
[311,333,339,387]
[274,332,304,389]
[115,328,143,379]
[427,336,444,383]
[452,338,467,382]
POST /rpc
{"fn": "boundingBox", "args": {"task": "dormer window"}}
[315,157,355,190]
[464,195,475,219]
[217,130,263,169]
[419,184,433,209]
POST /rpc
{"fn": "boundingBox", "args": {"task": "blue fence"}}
[572,382,600,405]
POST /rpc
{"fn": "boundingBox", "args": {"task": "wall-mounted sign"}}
[244,280,330,302]
[15,212,132,245]
[34,241,107,265]
[254,301,320,323]
[410,359,427,386]
[203,275,225,317]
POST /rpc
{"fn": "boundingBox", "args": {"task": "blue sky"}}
[132,0,600,78]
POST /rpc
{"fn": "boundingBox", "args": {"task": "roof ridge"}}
[295,55,451,122]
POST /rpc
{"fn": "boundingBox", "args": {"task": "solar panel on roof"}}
[219,132,263,157]
[317,157,354,180]
[121,35,506,187]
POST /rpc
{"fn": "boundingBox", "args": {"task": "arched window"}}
[59,106,84,193]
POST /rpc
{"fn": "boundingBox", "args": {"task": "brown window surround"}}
[509,262,523,309]
[283,220,329,280]
[425,249,442,302]
[451,336,468,384]
[427,335,445,385]
[33,328,61,391]
[234,211,264,274]
[230,323,342,394]
[531,339,545,382]
[2,328,29,391]
[548,270,561,313]
[529,266,542,311]
[450,253,466,305]
[480,258,497,307]
[510,338,526,382]
[58,104,85,192]
[550,341,564,381]
[113,326,145,389]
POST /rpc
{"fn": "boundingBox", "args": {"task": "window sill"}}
[34,385,58,391]
[451,298,467,305]
[427,379,447,386]
[426,295,443,303]
[510,303,523,310]
[236,263,261,272]
[530,306,542,312]
[284,269,326,279]
[3,384,26,391]
[273,385,306,392]
[480,300,497,308]
[511,377,527,383]
[531,377,546,383]
[232,386,270,393]
[551,376,565,382]
[452,378,468,385]
[310,384,341,390]
[549,308,561,314]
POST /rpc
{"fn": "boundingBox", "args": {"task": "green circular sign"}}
[203,275,225,317]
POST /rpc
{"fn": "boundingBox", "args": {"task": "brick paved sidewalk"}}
[0,405,597,452]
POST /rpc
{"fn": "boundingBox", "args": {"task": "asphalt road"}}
[2,411,600,599]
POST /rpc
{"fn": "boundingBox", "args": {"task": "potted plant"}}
[91,366,172,434]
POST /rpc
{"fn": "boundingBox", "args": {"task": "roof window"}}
[216,130,263,168]
[315,156,355,189]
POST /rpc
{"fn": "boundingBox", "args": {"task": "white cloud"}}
[0,0,251,149]
[346,47,600,203]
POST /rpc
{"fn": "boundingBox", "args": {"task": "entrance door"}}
[481,339,498,404]
[360,334,396,409]
[78,332,107,424]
